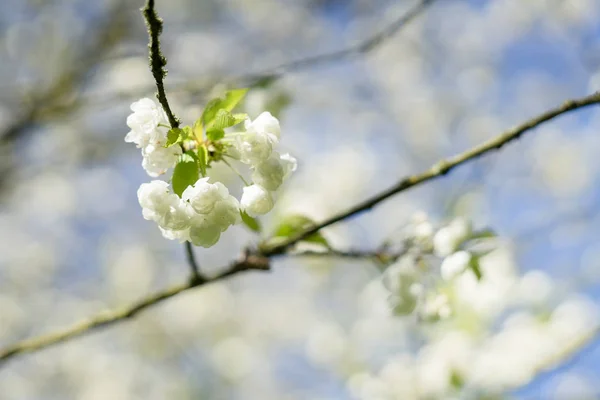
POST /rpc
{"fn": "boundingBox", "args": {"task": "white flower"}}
[158,197,194,231]
[137,181,193,230]
[183,178,228,214]
[240,184,274,217]
[141,144,181,177]
[440,251,472,280]
[230,112,281,165]
[208,197,241,231]
[382,256,421,316]
[232,131,275,165]
[413,219,434,243]
[189,216,222,248]
[433,218,472,257]
[183,178,240,223]
[125,98,169,148]
[245,111,280,141]
[137,180,170,211]
[251,154,284,191]
[279,153,297,179]
[159,227,190,243]
[251,152,297,191]
[175,177,241,247]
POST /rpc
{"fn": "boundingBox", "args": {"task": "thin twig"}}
[193,0,437,91]
[262,92,600,256]
[142,0,200,281]
[1,92,599,365]
[184,242,203,281]
[287,249,383,259]
[142,0,179,128]
[88,0,438,105]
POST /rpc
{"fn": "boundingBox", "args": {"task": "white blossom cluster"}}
[344,241,600,400]
[125,98,182,177]
[227,113,297,217]
[381,214,494,321]
[137,179,240,247]
[126,98,297,247]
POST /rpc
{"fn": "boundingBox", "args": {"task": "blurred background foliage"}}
[1,0,600,398]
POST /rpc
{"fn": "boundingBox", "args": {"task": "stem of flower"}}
[222,158,250,186]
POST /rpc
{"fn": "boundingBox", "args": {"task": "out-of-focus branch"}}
[0,2,131,142]
[1,92,599,365]
[178,0,438,92]
[0,1,133,190]
[88,0,438,105]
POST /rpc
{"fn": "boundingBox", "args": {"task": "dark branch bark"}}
[141,0,180,128]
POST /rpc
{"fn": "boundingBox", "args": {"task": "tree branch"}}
[0,1,132,192]
[184,241,203,281]
[0,253,269,364]
[0,247,393,364]
[262,92,600,256]
[1,92,599,365]
[87,0,438,106]
[198,0,437,90]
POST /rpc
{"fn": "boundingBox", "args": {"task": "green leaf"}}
[165,128,183,147]
[207,128,225,142]
[197,145,208,176]
[240,211,261,233]
[270,214,329,247]
[211,109,247,131]
[450,370,464,389]
[200,98,222,128]
[469,255,483,281]
[220,88,248,112]
[213,109,235,130]
[182,126,193,140]
[469,229,497,240]
[206,110,246,141]
[172,152,199,197]
[201,89,249,131]
[232,113,248,123]
[192,118,203,140]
